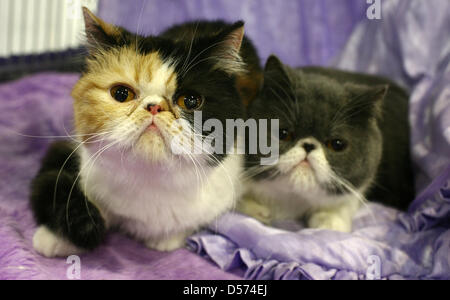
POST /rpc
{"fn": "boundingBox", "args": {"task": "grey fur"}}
[246,55,414,209]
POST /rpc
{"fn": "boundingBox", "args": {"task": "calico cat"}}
[30,8,262,257]
[239,55,414,232]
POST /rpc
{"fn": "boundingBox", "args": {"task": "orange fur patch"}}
[71,47,178,143]
[236,69,263,107]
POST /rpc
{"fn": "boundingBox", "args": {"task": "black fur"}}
[84,18,262,162]
[30,141,106,250]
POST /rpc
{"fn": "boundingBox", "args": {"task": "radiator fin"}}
[0,0,98,57]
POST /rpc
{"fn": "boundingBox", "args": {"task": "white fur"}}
[79,146,242,251]
[242,138,364,232]
[33,226,83,258]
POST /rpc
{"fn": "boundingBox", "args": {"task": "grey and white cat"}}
[239,55,414,232]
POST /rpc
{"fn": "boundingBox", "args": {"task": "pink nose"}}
[147,104,162,115]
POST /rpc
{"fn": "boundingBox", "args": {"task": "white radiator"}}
[0,0,98,57]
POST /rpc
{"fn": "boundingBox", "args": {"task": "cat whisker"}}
[179,22,200,77]
[182,56,217,78]
[66,139,119,232]
[180,40,230,77]
[267,86,297,126]
[53,131,112,213]
[331,98,378,129]
[0,125,112,140]
[240,164,277,181]
[134,0,147,56]
[178,124,239,213]
[326,168,377,224]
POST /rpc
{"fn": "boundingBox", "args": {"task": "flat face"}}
[72,18,247,164]
[73,47,179,162]
[247,60,383,199]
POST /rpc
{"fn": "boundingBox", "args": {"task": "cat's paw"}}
[237,198,272,225]
[308,212,352,232]
[146,233,187,252]
[33,226,84,258]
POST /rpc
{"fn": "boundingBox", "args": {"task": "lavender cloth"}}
[0,74,240,280]
[189,0,450,280]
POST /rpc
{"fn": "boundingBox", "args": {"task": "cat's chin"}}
[286,164,319,191]
[133,130,171,163]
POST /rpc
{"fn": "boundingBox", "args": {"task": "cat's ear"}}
[263,55,291,84]
[344,84,389,122]
[211,21,246,74]
[264,55,284,73]
[82,7,123,51]
[261,55,293,97]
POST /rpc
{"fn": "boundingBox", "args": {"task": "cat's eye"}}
[326,139,348,152]
[279,129,293,141]
[110,85,136,103]
[176,93,204,111]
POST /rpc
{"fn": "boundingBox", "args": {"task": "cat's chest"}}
[245,179,308,219]
[78,147,242,238]
[245,177,334,220]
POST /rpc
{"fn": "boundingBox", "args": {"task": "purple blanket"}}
[0,73,241,280]
[1,0,449,280]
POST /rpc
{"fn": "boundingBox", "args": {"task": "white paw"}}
[237,198,272,225]
[33,226,84,258]
[146,233,187,252]
[308,212,352,232]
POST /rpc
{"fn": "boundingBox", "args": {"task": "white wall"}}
[0,0,98,57]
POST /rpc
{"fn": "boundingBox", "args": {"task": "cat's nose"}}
[303,143,316,153]
[146,104,162,115]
